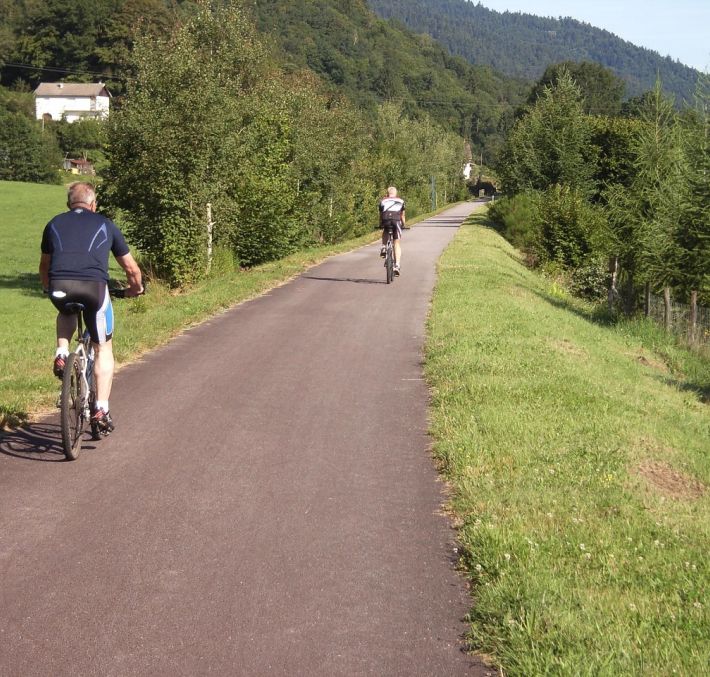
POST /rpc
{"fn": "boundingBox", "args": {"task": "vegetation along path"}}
[0,202,488,676]
[426,211,709,674]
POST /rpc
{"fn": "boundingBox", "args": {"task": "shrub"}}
[487,192,539,252]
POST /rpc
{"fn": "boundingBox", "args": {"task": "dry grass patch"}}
[549,338,587,359]
[636,459,706,500]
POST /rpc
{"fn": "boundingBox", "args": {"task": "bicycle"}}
[53,287,140,460]
[383,226,396,284]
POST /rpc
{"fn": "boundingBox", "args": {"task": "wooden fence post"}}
[690,290,698,344]
[206,203,214,274]
[663,287,671,331]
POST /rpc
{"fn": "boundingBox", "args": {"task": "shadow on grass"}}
[532,288,710,404]
[660,377,710,404]
[0,273,44,297]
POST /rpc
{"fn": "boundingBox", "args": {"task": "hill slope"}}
[252,0,527,155]
[368,0,700,101]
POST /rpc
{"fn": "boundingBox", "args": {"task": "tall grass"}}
[426,212,709,675]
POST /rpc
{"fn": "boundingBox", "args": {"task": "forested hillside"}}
[368,0,700,101]
[0,0,528,159]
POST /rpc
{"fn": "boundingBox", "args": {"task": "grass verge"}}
[425,211,709,675]
[0,179,451,428]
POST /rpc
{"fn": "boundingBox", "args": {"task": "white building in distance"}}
[34,82,111,123]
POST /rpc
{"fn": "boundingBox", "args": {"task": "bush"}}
[487,192,539,252]
[534,184,605,268]
[569,258,609,300]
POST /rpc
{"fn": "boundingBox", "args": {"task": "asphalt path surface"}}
[1,202,490,676]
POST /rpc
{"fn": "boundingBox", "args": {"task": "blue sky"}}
[479,0,709,71]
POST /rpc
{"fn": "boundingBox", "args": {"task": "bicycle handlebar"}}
[109,281,147,299]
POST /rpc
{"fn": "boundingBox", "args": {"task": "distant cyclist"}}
[39,182,143,432]
[378,186,406,276]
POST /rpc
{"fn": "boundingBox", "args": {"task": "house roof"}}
[34,82,111,97]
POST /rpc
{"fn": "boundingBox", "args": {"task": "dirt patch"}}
[636,459,706,500]
[550,338,587,358]
[630,350,670,373]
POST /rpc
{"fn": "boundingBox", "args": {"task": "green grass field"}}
[426,212,709,675]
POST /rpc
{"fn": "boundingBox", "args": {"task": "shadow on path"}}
[0,422,68,462]
[303,275,386,285]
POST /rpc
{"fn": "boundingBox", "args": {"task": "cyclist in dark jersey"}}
[378,186,405,276]
[39,182,143,432]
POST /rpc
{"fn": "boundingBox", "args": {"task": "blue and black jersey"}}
[41,208,130,282]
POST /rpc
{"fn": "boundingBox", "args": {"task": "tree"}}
[103,0,270,285]
[0,108,60,183]
[527,61,626,116]
[498,69,597,197]
[675,75,710,302]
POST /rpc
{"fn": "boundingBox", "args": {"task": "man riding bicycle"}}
[39,182,143,432]
[379,186,405,276]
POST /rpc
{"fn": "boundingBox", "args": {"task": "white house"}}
[34,82,111,123]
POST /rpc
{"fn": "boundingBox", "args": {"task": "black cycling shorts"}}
[48,279,113,344]
[381,223,403,240]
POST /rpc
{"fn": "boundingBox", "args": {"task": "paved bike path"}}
[0,202,489,676]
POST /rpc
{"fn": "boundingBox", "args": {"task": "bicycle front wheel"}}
[60,353,85,460]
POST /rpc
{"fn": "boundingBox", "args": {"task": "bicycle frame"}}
[384,228,395,284]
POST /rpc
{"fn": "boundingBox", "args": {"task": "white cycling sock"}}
[95,400,109,413]
[55,347,69,358]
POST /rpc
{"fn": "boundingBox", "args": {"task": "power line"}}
[2,61,130,83]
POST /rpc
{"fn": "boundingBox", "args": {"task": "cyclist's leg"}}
[85,283,115,405]
[393,224,402,266]
[56,312,77,353]
[48,282,80,352]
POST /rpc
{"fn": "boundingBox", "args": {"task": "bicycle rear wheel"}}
[385,246,394,284]
[60,353,85,460]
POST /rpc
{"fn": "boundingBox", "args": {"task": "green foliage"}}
[675,75,710,302]
[52,118,105,157]
[103,1,469,287]
[103,0,270,286]
[252,0,527,164]
[499,70,597,196]
[487,193,539,254]
[0,108,61,183]
[534,184,606,269]
[528,61,626,116]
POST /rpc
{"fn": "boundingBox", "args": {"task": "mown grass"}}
[0,179,447,427]
[425,212,709,675]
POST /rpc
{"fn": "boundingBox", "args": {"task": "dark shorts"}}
[49,279,113,344]
[381,223,403,240]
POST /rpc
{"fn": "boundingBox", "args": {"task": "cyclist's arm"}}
[39,253,51,290]
[115,253,143,296]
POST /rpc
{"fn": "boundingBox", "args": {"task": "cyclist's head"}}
[387,186,398,197]
[68,182,97,210]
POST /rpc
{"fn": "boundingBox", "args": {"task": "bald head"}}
[387,186,398,197]
[67,182,97,210]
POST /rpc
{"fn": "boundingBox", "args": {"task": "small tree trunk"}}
[689,290,698,344]
[644,282,651,317]
[663,287,672,331]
